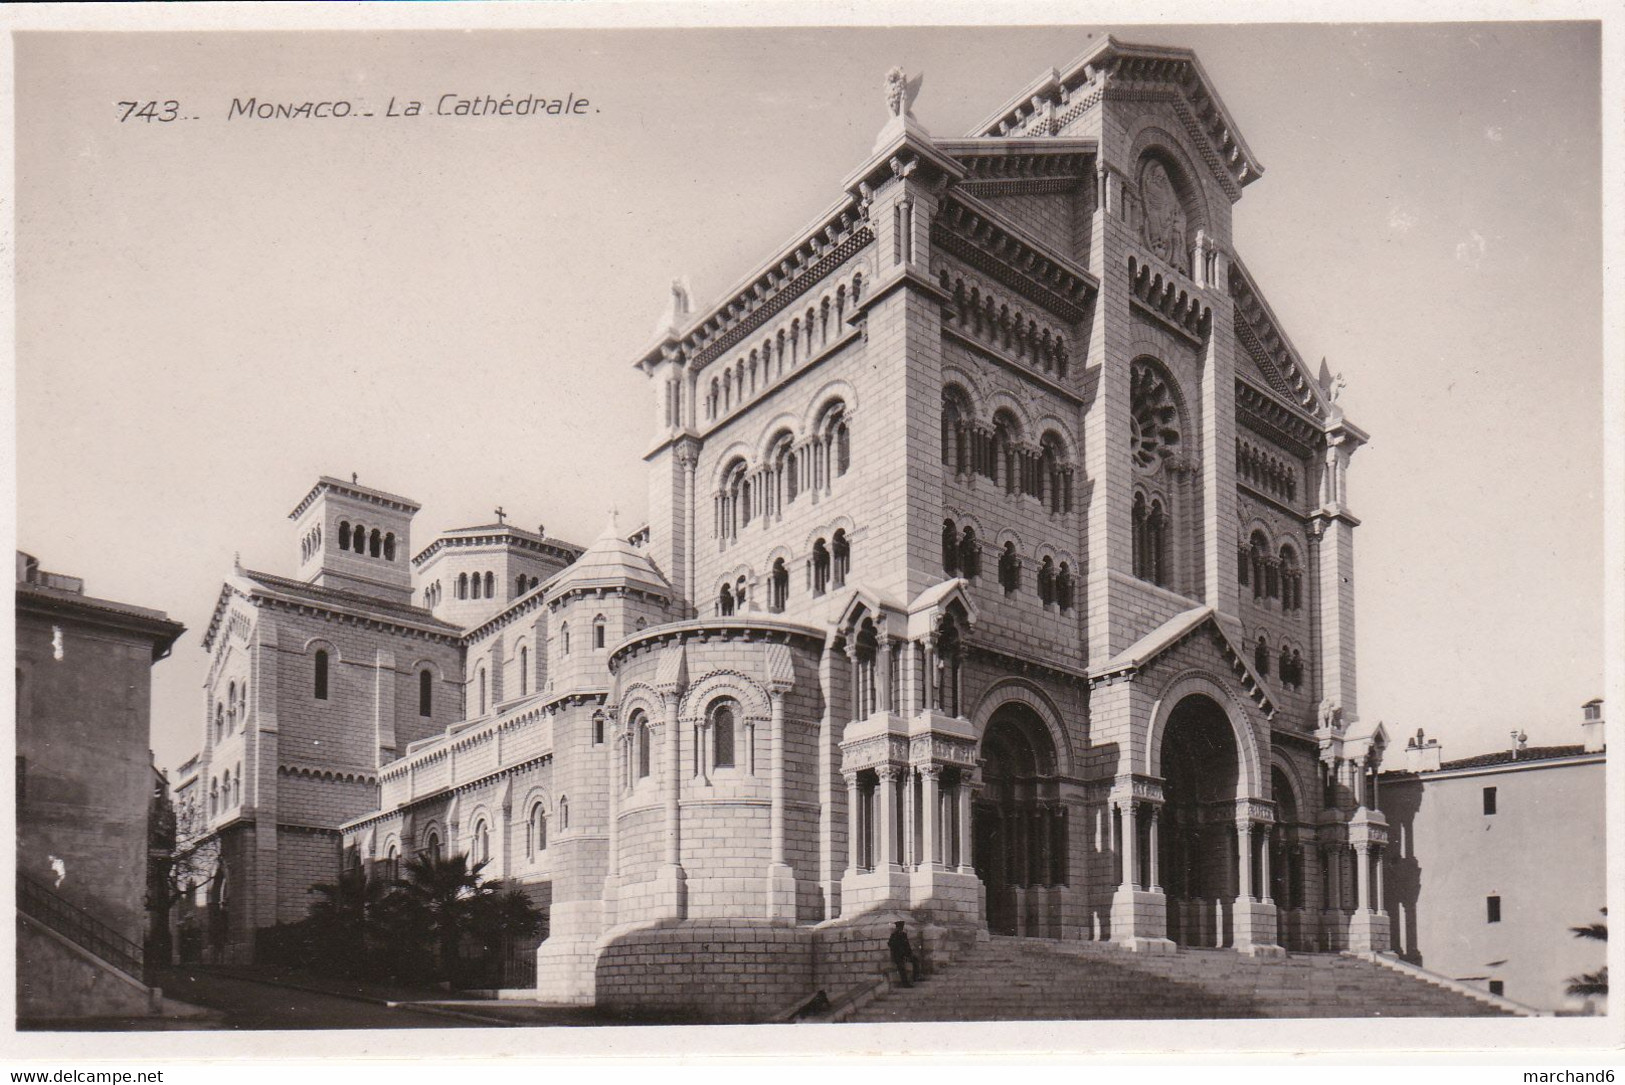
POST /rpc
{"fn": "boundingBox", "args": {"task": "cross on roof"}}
[495,506,506,525]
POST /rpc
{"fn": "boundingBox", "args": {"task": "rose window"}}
[1130,361,1181,471]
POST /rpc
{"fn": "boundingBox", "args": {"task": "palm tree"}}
[392,850,486,982]
[305,865,396,976]
[1565,908,1607,1000]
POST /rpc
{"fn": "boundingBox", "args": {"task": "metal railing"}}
[17,872,145,981]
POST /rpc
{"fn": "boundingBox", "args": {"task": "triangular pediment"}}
[1088,605,1275,720]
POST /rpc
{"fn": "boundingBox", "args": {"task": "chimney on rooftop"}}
[1404,727,1442,772]
[1581,698,1605,753]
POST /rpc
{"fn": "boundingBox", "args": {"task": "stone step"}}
[849,936,1514,1022]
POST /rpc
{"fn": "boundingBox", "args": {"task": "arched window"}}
[1133,495,1168,587]
[636,713,652,779]
[471,819,490,866]
[314,649,329,700]
[221,769,231,809]
[339,521,351,551]
[384,533,396,561]
[1254,636,1270,677]
[958,527,980,579]
[384,844,399,884]
[1041,432,1072,514]
[1037,556,1057,606]
[209,778,218,816]
[942,519,959,575]
[999,542,1021,594]
[711,700,737,769]
[458,572,469,600]
[811,539,831,596]
[560,623,570,656]
[235,762,242,807]
[718,583,735,616]
[992,412,1019,493]
[1057,561,1075,611]
[424,828,442,862]
[517,574,527,598]
[734,576,748,612]
[519,646,529,696]
[1289,649,1304,689]
[558,796,569,830]
[832,530,850,587]
[369,529,381,558]
[215,702,224,740]
[528,802,548,857]
[484,571,494,599]
[419,669,433,717]
[477,666,487,715]
[942,386,971,474]
[763,558,786,613]
[817,401,850,485]
[935,609,966,718]
[1249,531,1269,598]
[593,615,607,650]
[1280,545,1302,611]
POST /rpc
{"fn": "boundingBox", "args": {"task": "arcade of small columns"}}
[1108,746,1389,949]
[838,618,981,882]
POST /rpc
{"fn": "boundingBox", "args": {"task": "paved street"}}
[152,968,492,1030]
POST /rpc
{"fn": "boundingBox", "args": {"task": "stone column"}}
[765,690,795,921]
[1121,802,1139,890]
[904,640,921,716]
[1354,841,1370,912]
[901,767,916,869]
[878,767,900,871]
[1148,805,1161,892]
[920,767,940,869]
[875,635,893,714]
[956,778,974,874]
[769,693,786,866]
[845,772,862,875]
[921,636,937,713]
[1235,821,1252,902]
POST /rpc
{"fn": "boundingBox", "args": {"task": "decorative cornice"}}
[288,476,420,521]
[935,193,1096,323]
[1235,379,1320,459]
[608,618,825,675]
[1229,256,1333,422]
[412,529,583,569]
[968,38,1263,196]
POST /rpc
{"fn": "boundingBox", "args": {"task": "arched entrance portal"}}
[1269,766,1309,950]
[973,702,1065,937]
[1158,693,1242,947]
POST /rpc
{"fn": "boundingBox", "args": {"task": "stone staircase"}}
[845,936,1520,1021]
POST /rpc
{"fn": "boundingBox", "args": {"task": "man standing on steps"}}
[888,921,918,987]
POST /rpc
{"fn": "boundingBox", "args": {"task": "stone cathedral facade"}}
[185,38,1391,1017]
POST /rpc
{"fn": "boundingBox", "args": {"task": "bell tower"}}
[288,475,419,605]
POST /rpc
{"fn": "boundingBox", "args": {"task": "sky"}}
[12,20,1605,775]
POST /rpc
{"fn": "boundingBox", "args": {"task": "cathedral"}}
[184,37,1390,1019]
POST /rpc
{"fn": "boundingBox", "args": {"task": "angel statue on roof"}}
[885,67,924,118]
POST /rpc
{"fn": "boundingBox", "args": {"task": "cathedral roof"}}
[543,512,671,600]
[968,36,1264,193]
[287,475,420,520]
[411,523,585,567]
[203,567,462,650]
